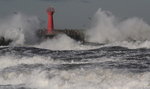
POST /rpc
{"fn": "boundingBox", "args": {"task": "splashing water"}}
[0,9,150,89]
[86,8,150,43]
[0,13,40,46]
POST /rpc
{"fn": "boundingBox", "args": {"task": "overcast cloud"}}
[0,0,149,29]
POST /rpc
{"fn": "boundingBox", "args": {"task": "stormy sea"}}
[1,9,150,89]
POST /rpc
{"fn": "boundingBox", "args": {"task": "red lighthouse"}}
[47,7,55,34]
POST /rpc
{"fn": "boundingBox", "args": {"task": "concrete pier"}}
[37,29,85,42]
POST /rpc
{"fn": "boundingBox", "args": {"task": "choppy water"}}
[0,45,150,89]
[1,8,150,89]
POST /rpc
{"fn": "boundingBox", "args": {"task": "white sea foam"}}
[0,13,99,50]
[0,8,150,89]
[0,13,40,46]
[34,34,99,50]
[0,66,150,89]
[86,8,150,44]
[0,56,52,70]
[1,10,150,50]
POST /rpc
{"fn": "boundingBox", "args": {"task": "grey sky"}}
[0,0,149,29]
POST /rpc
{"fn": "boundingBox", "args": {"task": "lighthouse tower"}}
[47,7,55,34]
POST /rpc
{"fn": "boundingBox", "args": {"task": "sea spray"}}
[86,8,150,43]
[0,7,150,89]
[0,13,40,45]
[34,34,98,50]
[0,13,94,50]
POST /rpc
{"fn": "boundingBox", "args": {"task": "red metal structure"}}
[47,7,55,34]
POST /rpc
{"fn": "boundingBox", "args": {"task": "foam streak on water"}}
[1,9,150,89]
[0,46,149,89]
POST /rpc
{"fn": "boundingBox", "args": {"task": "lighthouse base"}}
[37,29,85,42]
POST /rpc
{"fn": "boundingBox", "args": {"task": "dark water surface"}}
[0,46,150,89]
